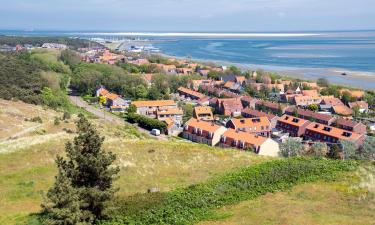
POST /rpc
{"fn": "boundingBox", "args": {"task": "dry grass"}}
[0,99,266,224]
[199,172,375,225]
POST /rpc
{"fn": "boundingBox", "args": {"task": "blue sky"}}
[1,0,374,31]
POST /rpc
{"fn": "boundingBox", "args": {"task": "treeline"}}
[0,35,102,49]
[71,63,196,100]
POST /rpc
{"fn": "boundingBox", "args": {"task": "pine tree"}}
[65,115,120,221]
[43,114,119,224]
[42,157,83,225]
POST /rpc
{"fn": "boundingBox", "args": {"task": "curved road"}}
[68,92,168,141]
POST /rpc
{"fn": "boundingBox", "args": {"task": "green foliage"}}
[41,87,71,110]
[182,103,194,123]
[340,140,357,160]
[60,49,81,67]
[317,78,329,87]
[310,142,328,158]
[0,35,102,49]
[307,104,318,112]
[127,104,137,114]
[42,115,119,224]
[357,136,375,160]
[102,158,357,225]
[280,138,305,157]
[126,113,167,132]
[41,157,83,225]
[54,117,61,126]
[341,91,355,104]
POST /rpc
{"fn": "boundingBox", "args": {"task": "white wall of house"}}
[258,139,280,157]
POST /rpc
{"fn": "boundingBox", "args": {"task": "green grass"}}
[0,133,264,224]
[199,172,375,225]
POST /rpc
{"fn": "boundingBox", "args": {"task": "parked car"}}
[151,129,161,136]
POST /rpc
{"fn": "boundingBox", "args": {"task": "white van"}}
[151,129,161,136]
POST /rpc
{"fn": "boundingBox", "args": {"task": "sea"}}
[2,30,375,89]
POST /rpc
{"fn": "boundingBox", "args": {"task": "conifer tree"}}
[43,114,119,224]
[42,157,82,225]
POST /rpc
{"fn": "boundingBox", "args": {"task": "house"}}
[264,83,285,92]
[216,98,243,117]
[96,86,109,97]
[235,76,246,85]
[182,118,227,146]
[304,122,365,146]
[177,87,206,100]
[301,82,319,89]
[223,81,242,93]
[276,115,311,137]
[188,79,212,91]
[334,117,367,135]
[340,89,365,99]
[219,129,280,157]
[42,43,67,49]
[194,106,214,121]
[285,107,336,125]
[196,96,211,106]
[226,117,271,137]
[241,96,259,109]
[105,93,128,107]
[321,96,344,107]
[129,58,150,66]
[110,105,127,113]
[176,68,194,75]
[302,89,319,97]
[132,100,177,116]
[348,101,369,113]
[255,100,284,115]
[293,95,322,107]
[241,108,279,128]
[332,105,353,116]
[155,64,177,74]
[198,69,210,77]
[156,107,183,126]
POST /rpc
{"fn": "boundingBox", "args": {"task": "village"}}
[76,43,374,159]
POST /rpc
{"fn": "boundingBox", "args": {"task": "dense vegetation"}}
[102,158,357,225]
[126,113,167,132]
[0,35,102,49]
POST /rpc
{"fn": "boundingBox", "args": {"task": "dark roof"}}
[285,107,334,122]
[335,117,362,128]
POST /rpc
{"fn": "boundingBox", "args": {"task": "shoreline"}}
[159,53,375,90]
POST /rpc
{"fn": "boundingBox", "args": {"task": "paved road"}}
[68,93,168,141]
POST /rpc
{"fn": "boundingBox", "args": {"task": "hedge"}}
[101,158,357,225]
[126,113,167,133]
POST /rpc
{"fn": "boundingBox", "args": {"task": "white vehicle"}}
[151,129,161,136]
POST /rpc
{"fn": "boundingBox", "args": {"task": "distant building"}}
[348,101,369,113]
[42,43,67,49]
[132,100,177,116]
[285,107,336,125]
[194,106,214,121]
[177,87,206,100]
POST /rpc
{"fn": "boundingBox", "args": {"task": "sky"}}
[0,0,374,32]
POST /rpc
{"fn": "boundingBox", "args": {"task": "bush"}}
[30,116,43,123]
[62,111,71,120]
[102,158,357,225]
[126,113,167,133]
[54,117,60,126]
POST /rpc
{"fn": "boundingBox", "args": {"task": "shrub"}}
[126,113,167,133]
[101,158,357,225]
[30,116,43,123]
[62,111,71,120]
[54,117,60,126]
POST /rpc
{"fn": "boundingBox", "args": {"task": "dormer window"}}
[221,136,226,142]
